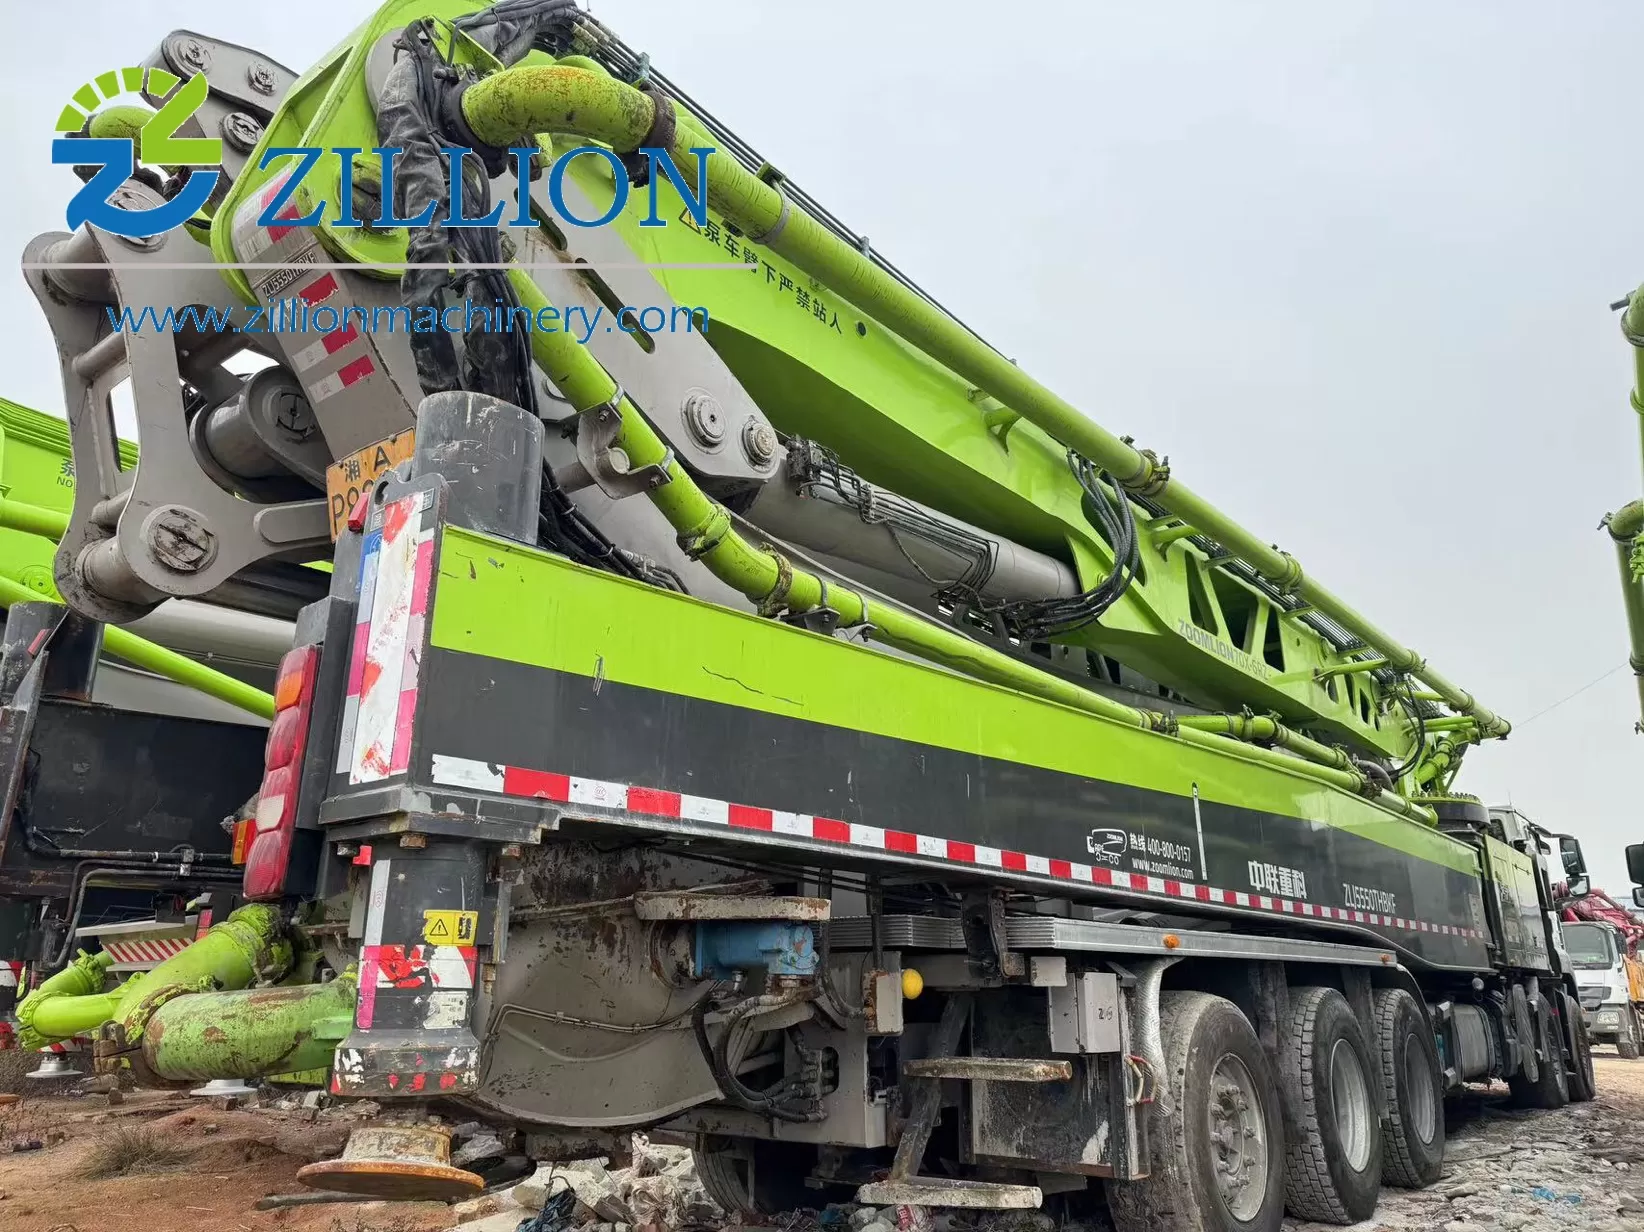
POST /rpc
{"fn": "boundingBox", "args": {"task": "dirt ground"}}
[2,1051,1644,1232]
[0,1089,452,1232]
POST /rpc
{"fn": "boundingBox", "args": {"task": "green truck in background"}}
[0,395,287,715]
[0,395,290,1034]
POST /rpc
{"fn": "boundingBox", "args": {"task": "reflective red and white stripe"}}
[100,937,193,966]
[292,326,361,372]
[308,354,377,403]
[231,171,304,260]
[429,754,1486,941]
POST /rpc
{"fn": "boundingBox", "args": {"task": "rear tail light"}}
[243,645,319,899]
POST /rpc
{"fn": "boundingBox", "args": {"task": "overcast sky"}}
[5,2,1643,893]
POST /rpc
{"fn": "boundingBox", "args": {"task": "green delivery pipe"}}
[460,65,1508,740]
[15,949,117,1050]
[17,905,292,1058]
[502,272,1435,826]
[111,903,292,1040]
[141,975,356,1082]
[1624,292,1644,479]
[1179,713,1359,778]
[1175,713,1434,824]
[0,564,275,721]
[0,497,70,543]
[1606,500,1644,726]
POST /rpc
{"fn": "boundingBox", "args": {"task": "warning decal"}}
[422,909,478,946]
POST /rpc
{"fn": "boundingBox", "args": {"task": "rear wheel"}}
[1371,988,1444,1189]
[1564,993,1596,1103]
[1281,986,1383,1224]
[1617,1006,1640,1060]
[1107,991,1285,1232]
[1509,993,1569,1109]
[694,1138,833,1217]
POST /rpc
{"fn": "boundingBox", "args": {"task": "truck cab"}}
[1564,919,1644,1056]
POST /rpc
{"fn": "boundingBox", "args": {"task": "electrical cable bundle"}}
[379,10,643,583]
[1000,450,1141,640]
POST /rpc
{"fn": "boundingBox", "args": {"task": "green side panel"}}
[430,527,1478,876]
[0,400,138,596]
[1482,834,1551,970]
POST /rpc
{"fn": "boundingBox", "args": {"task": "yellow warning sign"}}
[422,909,478,946]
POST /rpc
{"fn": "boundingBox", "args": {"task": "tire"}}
[1564,993,1597,1104]
[1371,988,1444,1188]
[1508,993,1569,1110]
[1107,991,1285,1232]
[1617,1007,1640,1060]
[694,1138,829,1217]
[1280,987,1383,1224]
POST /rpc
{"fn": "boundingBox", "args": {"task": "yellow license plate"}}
[326,429,415,539]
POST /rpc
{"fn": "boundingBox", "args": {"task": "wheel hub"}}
[1402,1034,1438,1143]
[1330,1038,1374,1170]
[1206,1053,1268,1220]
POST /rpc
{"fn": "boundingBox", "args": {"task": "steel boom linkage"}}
[458,57,1507,744]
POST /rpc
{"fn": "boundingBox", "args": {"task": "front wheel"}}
[1617,1006,1640,1060]
[1509,993,1569,1109]
[1564,993,1597,1103]
[1107,991,1286,1232]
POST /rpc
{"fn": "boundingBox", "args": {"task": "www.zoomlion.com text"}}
[105,299,710,347]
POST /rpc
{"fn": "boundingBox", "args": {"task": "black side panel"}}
[414,649,1492,971]
[0,700,264,898]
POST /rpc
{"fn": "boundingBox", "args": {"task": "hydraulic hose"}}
[458,63,1508,740]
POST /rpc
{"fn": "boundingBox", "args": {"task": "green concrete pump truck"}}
[0,5,1599,1230]
[0,396,292,1058]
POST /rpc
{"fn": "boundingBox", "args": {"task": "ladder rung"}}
[901,1056,1072,1082]
[857,1179,1043,1209]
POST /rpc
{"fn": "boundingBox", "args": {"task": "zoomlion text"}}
[105,300,711,348]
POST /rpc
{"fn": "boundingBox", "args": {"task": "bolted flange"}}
[682,391,726,448]
[221,112,263,154]
[144,506,218,574]
[741,420,778,468]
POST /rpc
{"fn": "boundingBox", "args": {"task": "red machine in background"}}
[1563,891,1644,1056]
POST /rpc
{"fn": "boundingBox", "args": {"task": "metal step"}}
[856,1178,1043,1209]
[902,1057,1072,1082]
[856,993,1047,1212]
